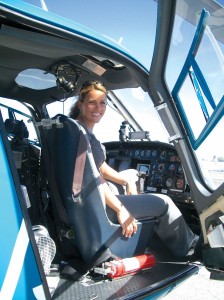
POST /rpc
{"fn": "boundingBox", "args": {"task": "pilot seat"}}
[39,114,157,276]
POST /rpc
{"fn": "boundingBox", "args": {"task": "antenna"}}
[40,0,48,11]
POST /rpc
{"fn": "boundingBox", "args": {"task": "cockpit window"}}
[15,69,57,90]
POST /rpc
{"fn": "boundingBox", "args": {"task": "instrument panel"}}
[104,141,192,203]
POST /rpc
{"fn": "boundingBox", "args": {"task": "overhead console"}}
[104,141,193,205]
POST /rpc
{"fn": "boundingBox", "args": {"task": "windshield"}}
[108,89,169,143]
[46,88,169,143]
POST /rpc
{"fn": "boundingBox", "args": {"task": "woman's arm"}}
[100,161,138,194]
[101,177,137,238]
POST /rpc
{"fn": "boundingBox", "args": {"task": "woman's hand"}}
[100,162,139,194]
[117,206,138,238]
[125,181,138,195]
[102,179,138,238]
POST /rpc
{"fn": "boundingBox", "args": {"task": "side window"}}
[46,97,75,119]
[0,98,38,143]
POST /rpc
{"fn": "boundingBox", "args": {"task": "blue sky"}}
[19,0,157,70]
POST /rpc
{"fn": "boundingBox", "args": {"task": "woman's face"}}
[78,89,107,129]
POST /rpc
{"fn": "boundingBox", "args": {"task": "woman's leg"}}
[107,193,197,257]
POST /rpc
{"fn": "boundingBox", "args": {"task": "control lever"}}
[137,172,147,194]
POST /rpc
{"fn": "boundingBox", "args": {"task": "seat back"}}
[42,115,156,266]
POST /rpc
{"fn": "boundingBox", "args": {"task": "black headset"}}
[54,61,80,95]
[56,76,76,93]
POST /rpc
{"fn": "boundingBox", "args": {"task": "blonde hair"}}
[69,82,107,119]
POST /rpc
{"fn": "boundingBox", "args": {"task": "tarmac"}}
[164,265,224,299]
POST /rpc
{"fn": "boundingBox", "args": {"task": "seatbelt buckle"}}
[36,117,63,129]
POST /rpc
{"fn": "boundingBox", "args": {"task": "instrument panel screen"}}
[137,163,150,176]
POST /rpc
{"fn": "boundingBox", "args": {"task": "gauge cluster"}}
[104,141,191,204]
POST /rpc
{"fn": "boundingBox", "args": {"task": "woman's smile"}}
[79,89,107,129]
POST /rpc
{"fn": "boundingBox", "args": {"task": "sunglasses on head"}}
[81,80,106,89]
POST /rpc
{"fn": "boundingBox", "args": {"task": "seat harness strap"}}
[72,130,87,198]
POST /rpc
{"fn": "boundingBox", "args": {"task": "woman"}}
[69,80,138,196]
[69,80,198,257]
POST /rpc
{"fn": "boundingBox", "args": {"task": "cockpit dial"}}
[176,178,184,189]
[160,150,167,159]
